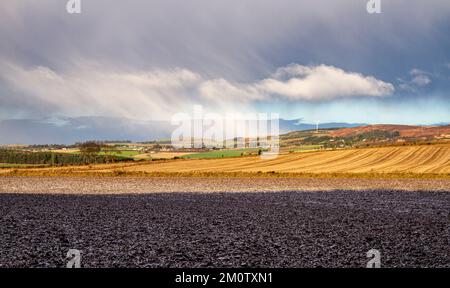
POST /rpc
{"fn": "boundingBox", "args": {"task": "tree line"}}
[0,149,130,165]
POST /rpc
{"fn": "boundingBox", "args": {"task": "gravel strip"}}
[1,176,450,194]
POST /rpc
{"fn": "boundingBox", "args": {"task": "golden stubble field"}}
[1,144,449,178]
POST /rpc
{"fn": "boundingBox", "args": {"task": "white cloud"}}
[399,68,432,91]
[0,61,204,120]
[200,64,394,102]
[0,61,394,120]
[411,74,431,86]
[257,65,394,100]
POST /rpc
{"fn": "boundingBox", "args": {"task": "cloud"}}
[200,64,394,103]
[0,61,394,121]
[257,65,394,100]
[1,0,450,82]
[410,69,432,86]
[410,75,431,86]
[399,69,432,91]
[0,61,204,120]
[0,0,448,142]
[199,79,264,102]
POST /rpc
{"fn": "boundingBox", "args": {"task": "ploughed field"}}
[0,177,449,268]
[2,144,449,177]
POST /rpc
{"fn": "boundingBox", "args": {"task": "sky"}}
[0,0,449,143]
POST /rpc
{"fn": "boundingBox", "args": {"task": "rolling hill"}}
[330,124,450,138]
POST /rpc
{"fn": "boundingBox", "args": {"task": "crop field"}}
[45,149,140,159]
[98,150,141,158]
[144,144,450,175]
[133,152,194,160]
[0,163,48,168]
[148,152,194,159]
[1,144,449,178]
[181,148,259,159]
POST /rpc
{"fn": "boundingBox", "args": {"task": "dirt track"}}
[0,177,449,268]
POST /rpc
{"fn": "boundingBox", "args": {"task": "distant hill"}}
[0,117,366,145]
[279,119,366,133]
[330,124,450,138]
[279,124,450,150]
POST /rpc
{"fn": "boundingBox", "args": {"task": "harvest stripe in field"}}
[108,145,450,174]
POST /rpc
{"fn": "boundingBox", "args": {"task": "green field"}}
[181,148,259,159]
[51,149,140,159]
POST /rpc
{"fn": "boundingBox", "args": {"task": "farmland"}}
[1,124,449,178]
[0,163,47,168]
[98,150,141,159]
[181,148,260,159]
[1,139,449,269]
[1,143,449,178]
[1,185,448,267]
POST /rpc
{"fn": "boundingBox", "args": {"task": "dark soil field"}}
[0,179,449,268]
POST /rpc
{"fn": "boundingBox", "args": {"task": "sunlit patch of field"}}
[1,144,449,178]
[181,148,259,159]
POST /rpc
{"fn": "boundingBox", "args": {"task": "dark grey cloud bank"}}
[0,0,449,143]
[2,0,449,78]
